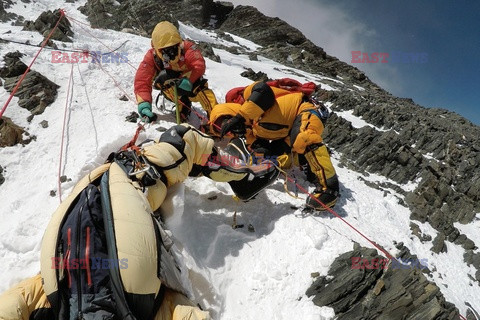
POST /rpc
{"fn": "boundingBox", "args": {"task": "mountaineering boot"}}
[306,188,339,211]
[209,137,280,201]
[303,143,340,211]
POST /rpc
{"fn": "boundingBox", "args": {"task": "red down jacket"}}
[134,40,206,104]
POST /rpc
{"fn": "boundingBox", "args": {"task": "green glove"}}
[176,78,193,96]
[137,102,156,122]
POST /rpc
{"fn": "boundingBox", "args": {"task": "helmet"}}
[151,21,182,61]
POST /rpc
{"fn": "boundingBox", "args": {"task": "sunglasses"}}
[161,45,179,62]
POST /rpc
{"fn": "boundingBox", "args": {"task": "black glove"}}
[220,114,246,138]
[154,69,181,89]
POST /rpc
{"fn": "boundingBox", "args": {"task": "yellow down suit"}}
[0,124,252,320]
[210,81,340,209]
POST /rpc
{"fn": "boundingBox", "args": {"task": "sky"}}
[228,0,480,125]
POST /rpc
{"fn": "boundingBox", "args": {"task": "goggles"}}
[161,45,179,62]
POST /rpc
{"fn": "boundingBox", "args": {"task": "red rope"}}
[64,14,138,111]
[174,97,214,129]
[58,63,75,203]
[95,61,136,103]
[0,10,66,119]
[120,124,145,151]
[283,169,475,319]
[284,174,396,260]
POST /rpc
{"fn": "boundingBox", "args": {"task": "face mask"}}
[161,45,179,62]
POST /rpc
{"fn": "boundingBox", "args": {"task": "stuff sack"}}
[225,77,317,104]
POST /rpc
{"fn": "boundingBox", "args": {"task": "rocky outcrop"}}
[306,244,460,319]
[0,165,4,186]
[0,51,59,121]
[78,0,233,36]
[23,9,73,42]
[202,0,234,28]
[0,0,23,24]
[321,88,480,276]
[0,116,32,147]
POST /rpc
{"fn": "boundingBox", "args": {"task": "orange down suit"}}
[210,81,339,193]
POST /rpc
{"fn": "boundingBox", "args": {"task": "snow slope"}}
[0,1,479,318]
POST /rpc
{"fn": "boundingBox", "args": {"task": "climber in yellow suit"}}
[0,124,275,320]
[211,81,340,210]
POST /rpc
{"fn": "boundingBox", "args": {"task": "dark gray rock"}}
[240,68,269,82]
[201,0,233,28]
[23,9,73,42]
[431,233,447,254]
[307,245,459,319]
[0,0,21,23]
[0,51,27,78]
[125,111,139,123]
[462,238,476,250]
[197,42,221,63]
[410,222,433,243]
[0,165,4,186]
[1,52,59,120]
[78,0,217,35]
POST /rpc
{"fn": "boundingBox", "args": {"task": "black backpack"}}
[49,163,188,320]
[56,184,116,319]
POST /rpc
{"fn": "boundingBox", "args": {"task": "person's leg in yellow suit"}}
[189,81,217,116]
[155,288,210,320]
[0,274,53,320]
[162,80,217,120]
[291,110,339,210]
[0,275,210,320]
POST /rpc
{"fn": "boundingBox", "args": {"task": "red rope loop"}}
[121,124,145,151]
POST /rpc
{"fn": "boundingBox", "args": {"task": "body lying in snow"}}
[0,124,278,320]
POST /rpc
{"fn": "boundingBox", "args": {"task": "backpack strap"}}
[100,171,137,320]
[155,125,191,171]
